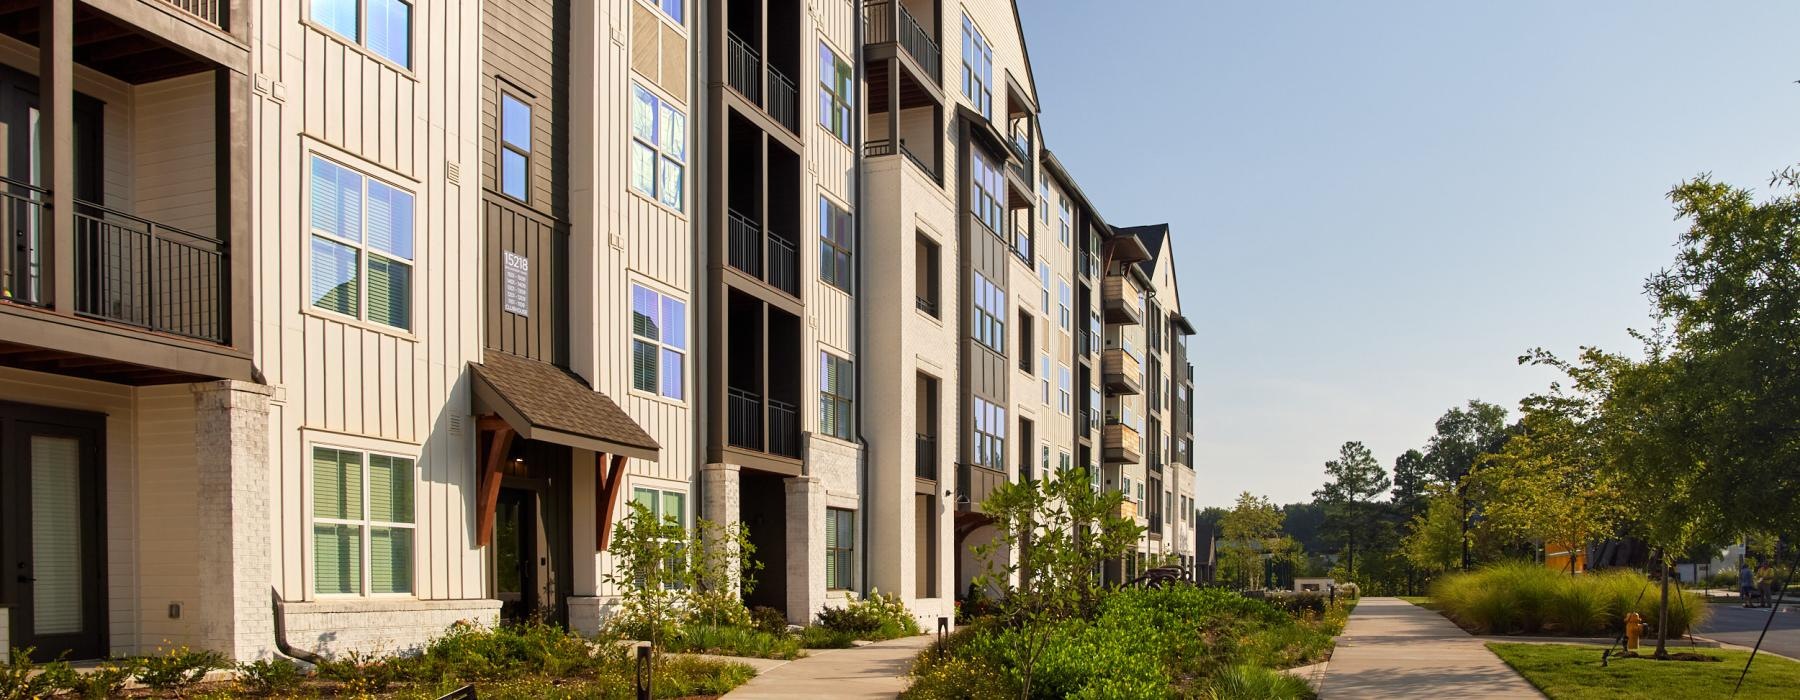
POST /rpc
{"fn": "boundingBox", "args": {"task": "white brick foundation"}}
[567,595,624,636]
[784,476,825,623]
[278,598,502,658]
[1,605,9,662]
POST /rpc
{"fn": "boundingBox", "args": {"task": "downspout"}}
[853,8,870,597]
[692,0,708,536]
[270,589,324,664]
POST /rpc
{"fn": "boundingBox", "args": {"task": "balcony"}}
[727,387,802,460]
[1104,422,1142,465]
[864,138,937,180]
[726,209,800,297]
[767,65,799,132]
[916,434,937,480]
[161,0,224,28]
[1113,499,1138,521]
[957,463,1006,514]
[1102,348,1142,394]
[1102,275,1142,324]
[863,0,940,83]
[725,31,800,135]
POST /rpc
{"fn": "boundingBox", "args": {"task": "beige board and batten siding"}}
[256,0,487,603]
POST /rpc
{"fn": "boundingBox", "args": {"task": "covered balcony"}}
[723,0,801,133]
[1102,274,1142,325]
[1103,421,1141,465]
[1102,347,1141,395]
[0,0,250,385]
[723,112,801,299]
[717,289,804,472]
[956,462,1006,515]
[863,0,938,85]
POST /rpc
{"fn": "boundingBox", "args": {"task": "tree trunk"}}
[1655,555,1672,660]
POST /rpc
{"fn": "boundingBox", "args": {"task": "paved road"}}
[1698,603,1800,659]
[1320,597,1542,699]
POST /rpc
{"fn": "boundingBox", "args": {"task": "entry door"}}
[0,68,101,305]
[494,488,538,625]
[0,406,106,660]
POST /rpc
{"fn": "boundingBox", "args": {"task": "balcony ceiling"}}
[0,337,212,384]
[0,1,214,84]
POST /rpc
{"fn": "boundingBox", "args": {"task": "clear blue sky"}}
[1016,1,1800,507]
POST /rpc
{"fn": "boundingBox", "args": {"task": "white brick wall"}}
[1,605,9,662]
[279,599,502,658]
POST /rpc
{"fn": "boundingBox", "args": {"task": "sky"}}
[1014,1,1800,507]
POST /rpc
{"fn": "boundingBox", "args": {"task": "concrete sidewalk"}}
[722,635,931,699]
[1319,597,1542,699]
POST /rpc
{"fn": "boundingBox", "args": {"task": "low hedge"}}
[1431,561,1709,636]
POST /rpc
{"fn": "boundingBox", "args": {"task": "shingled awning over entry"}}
[469,350,659,461]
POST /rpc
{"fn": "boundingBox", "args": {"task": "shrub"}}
[0,647,78,699]
[407,620,602,681]
[1430,562,1710,636]
[74,658,145,699]
[749,605,789,634]
[1196,664,1315,700]
[816,589,923,641]
[235,657,305,695]
[799,625,858,649]
[901,653,1017,699]
[135,644,229,693]
[1262,591,1328,616]
[667,624,804,660]
[315,649,403,695]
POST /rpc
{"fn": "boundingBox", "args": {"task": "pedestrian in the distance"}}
[1741,560,1756,607]
[1757,561,1777,608]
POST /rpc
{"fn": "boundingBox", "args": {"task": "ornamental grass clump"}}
[1430,562,1708,636]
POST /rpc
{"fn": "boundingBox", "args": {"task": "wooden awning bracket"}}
[475,416,515,548]
[596,452,628,551]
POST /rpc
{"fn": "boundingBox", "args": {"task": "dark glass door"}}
[0,403,106,660]
[495,487,537,625]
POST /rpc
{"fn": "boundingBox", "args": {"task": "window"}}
[313,446,414,596]
[972,397,1006,472]
[1088,310,1102,355]
[630,83,687,210]
[1088,387,1102,432]
[1040,354,1050,404]
[1017,312,1034,373]
[1058,278,1072,331]
[1013,213,1032,263]
[970,147,1003,234]
[1041,444,1051,481]
[1058,365,1072,415]
[310,155,414,330]
[972,273,1005,354]
[654,0,683,23]
[1018,419,1034,480]
[631,284,687,399]
[500,92,531,201]
[916,234,940,316]
[1060,451,1072,474]
[819,42,853,144]
[1038,262,1051,312]
[1137,482,1145,502]
[1122,474,1133,501]
[1058,198,1072,247]
[820,197,853,291]
[1039,180,1050,225]
[961,15,993,119]
[820,352,854,440]
[313,0,413,68]
[826,508,855,590]
[630,486,688,589]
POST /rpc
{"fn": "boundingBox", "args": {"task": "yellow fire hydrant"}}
[1624,612,1644,652]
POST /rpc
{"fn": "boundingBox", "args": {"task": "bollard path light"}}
[636,643,651,700]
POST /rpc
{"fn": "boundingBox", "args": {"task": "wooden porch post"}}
[40,0,73,311]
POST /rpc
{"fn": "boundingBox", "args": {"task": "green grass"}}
[1488,643,1800,700]
[1432,562,1708,636]
[1396,596,1434,607]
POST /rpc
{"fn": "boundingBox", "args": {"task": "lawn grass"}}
[1488,642,1800,700]
[1395,596,1434,608]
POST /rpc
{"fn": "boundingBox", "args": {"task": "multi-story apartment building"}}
[0,0,1196,663]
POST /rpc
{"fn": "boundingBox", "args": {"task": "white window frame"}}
[630,485,689,590]
[631,282,688,401]
[310,444,416,598]
[820,351,856,440]
[819,41,854,144]
[1058,364,1072,415]
[307,153,415,332]
[310,0,415,70]
[1058,277,1072,331]
[630,82,688,212]
[961,14,993,119]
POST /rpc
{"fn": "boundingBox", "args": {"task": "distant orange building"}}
[1546,543,1588,574]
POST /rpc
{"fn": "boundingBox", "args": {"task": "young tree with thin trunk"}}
[1314,441,1391,581]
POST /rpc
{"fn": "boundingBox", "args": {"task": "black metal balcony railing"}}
[767,65,799,133]
[767,397,801,458]
[728,209,762,277]
[915,434,937,480]
[915,295,937,316]
[727,32,761,105]
[864,1,941,81]
[864,138,937,180]
[766,235,798,296]
[0,179,48,308]
[865,139,896,157]
[76,204,226,342]
[162,0,224,28]
[728,387,764,452]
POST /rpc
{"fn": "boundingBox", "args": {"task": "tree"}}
[605,502,690,660]
[1314,441,1392,581]
[1218,492,1287,589]
[1423,400,1511,569]
[974,469,1142,699]
[1391,449,1429,515]
[1401,484,1465,577]
[1475,390,1626,575]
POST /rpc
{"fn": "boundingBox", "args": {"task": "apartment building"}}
[0,0,1196,663]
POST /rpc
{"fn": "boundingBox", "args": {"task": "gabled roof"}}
[471,350,660,460]
[1115,223,1188,324]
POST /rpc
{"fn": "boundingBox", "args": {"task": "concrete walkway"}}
[1319,597,1542,699]
[722,635,932,699]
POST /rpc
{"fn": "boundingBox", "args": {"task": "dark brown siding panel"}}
[481,0,570,219]
[483,196,565,364]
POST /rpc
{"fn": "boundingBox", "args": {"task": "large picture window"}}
[972,397,1006,472]
[631,83,687,210]
[310,155,414,330]
[820,197,853,291]
[312,0,412,68]
[819,42,854,144]
[972,272,1006,354]
[632,284,687,400]
[313,446,414,596]
[826,508,855,590]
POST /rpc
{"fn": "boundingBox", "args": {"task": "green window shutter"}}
[314,524,360,595]
[370,527,413,594]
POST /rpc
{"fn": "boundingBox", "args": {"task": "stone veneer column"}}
[701,463,740,525]
[784,476,825,624]
[193,380,274,661]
